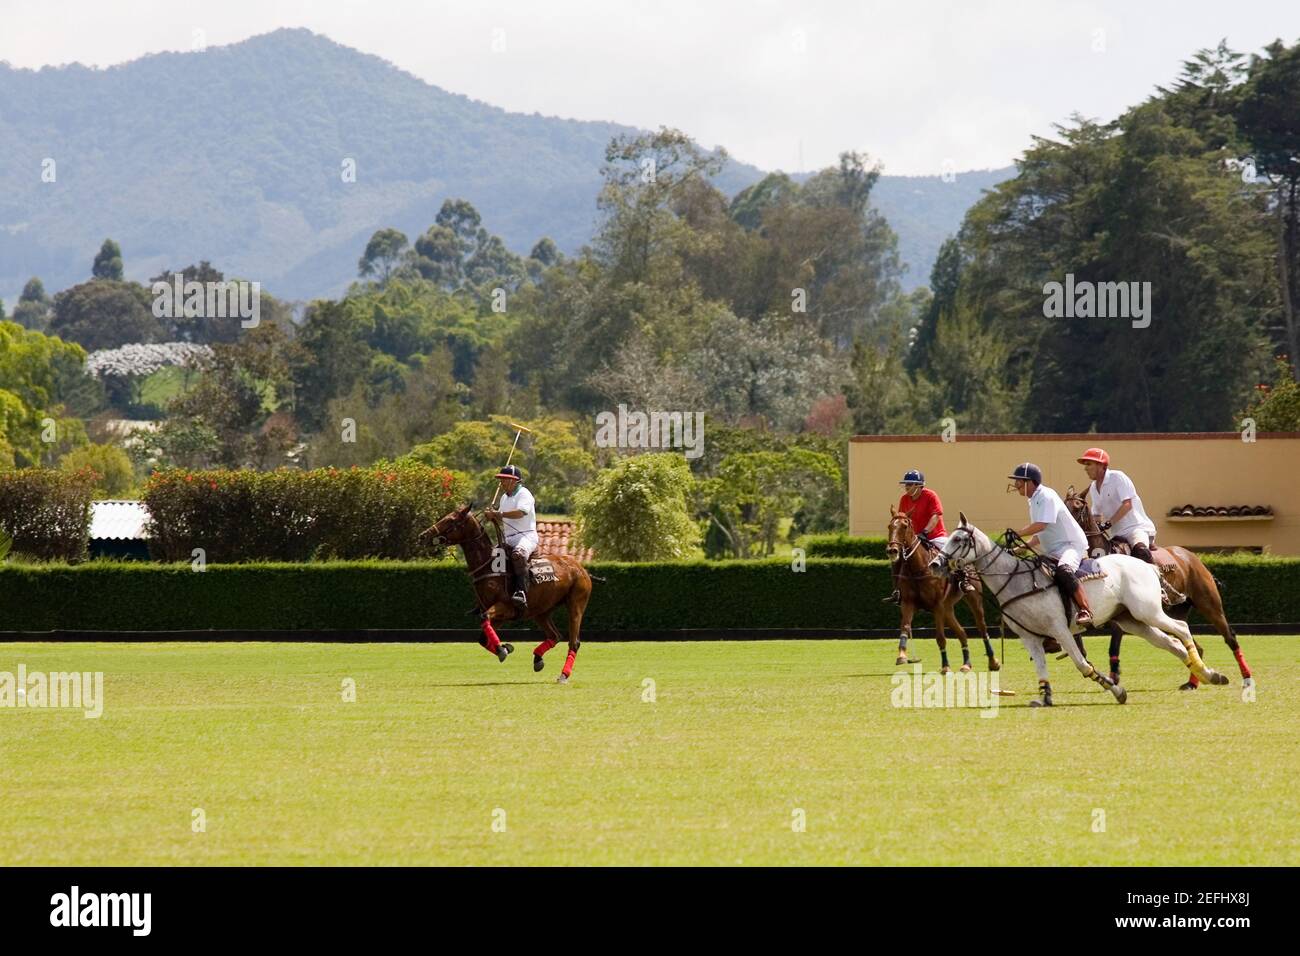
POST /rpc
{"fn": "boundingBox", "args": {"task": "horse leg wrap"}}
[562,648,577,678]
[479,619,502,654]
[898,633,910,652]
[533,637,558,658]
[940,649,950,669]
[961,646,972,666]
[1233,646,1252,679]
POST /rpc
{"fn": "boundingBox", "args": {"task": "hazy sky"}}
[4,1,1298,175]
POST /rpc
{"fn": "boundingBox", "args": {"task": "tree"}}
[48,280,161,351]
[358,228,409,285]
[0,322,88,466]
[92,239,124,281]
[697,449,841,557]
[1236,39,1300,373]
[1241,356,1300,430]
[60,443,135,498]
[573,453,699,560]
[405,415,596,512]
[12,278,52,331]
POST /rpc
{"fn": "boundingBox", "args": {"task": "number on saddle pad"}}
[529,557,558,584]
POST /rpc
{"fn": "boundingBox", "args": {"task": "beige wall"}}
[849,433,1300,554]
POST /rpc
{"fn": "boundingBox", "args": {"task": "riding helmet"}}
[1076,447,1109,466]
[495,464,523,481]
[899,469,925,485]
[1007,462,1043,484]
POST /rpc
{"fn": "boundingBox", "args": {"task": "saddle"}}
[526,556,558,585]
[1074,557,1106,582]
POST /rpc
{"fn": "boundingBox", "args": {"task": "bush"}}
[0,467,95,562]
[141,462,465,562]
[801,533,889,559]
[60,443,135,497]
[574,453,700,561]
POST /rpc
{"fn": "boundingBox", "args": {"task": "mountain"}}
[0,28,1013,304]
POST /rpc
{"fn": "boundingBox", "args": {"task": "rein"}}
[949,529,1061,642]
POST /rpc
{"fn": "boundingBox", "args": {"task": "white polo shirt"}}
[1028,484,1088,560]
[1089,468,1156,540]
[499,485,537,547]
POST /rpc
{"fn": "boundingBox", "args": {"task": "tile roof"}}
[536,520,594,562]
[91,500,150,540]
[1167,504,1273,517]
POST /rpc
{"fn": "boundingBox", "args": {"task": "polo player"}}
[1008,462,1094,626]
[884,469,976,604]
[1077,447,1184,604]
[484,464,538,609]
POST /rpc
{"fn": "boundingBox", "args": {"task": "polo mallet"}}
[489,421,533,509]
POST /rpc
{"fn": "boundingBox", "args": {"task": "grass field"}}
[1,636,1296,866]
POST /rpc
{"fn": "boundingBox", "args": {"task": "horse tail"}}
[588,574,607,584]
[1213,575,1226,594]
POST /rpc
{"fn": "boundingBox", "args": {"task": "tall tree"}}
[92,239,124,281]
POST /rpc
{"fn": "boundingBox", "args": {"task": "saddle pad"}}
[529,557,558,584]
[1074,557,1106,581]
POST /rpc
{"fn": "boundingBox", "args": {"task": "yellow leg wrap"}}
[1184,641,1211,682]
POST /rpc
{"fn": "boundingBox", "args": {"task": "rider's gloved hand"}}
[1099,521,1112,532]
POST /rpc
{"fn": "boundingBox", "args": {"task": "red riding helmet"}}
[1077,447,1109,467]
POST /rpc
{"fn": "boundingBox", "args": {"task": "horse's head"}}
[886,507,915,563]
[930,511,978,571]
[427,502,479,548]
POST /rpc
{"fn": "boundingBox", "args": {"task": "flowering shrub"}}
[143,462,465,561]
[0,468,97,562]
[84,342,214,378]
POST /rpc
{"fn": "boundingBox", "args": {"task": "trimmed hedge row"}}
[1,555,1297,632]
[801,533,888,559]
[142,464,464,561]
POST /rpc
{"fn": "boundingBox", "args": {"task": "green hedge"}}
[142,463,464,562]
[1,555,1296,632]
[802,533,888,559]
[0,468,95,562]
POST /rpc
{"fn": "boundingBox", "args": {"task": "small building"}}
[849,432,1300,555]
[89,500,151,560]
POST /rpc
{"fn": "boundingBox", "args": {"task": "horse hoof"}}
[895,655,919,666]
[533,655,544,672]
[1208,671,1230,686]
[555,674,569,685]
[941,665,951,675]
[1109,672,1119,686]
[987,658,1001,672]
[497,642,514,663]
[959,664,972,673]
[1029,698,1052,708]
[1111,683,1127,704]
[1179,681,1197,691]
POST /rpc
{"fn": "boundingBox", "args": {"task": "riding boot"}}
[509,550,529,609]
[1073,585,1095,627]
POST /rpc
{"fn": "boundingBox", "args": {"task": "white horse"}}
[930,513,1228,706]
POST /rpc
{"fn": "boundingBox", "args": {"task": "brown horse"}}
[886,509,1000,673]
[1063,487,1254,692]
[426,504,595,684]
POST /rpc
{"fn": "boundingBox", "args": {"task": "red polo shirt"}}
[898,488,946,538]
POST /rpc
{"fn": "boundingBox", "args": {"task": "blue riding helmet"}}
[899,469,925,485]
[1007,462,1043,484]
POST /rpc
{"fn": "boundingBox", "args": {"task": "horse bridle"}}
[938,526,1063,642]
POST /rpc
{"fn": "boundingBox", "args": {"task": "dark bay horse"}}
[426,504,595,683]
[887,509,1000,673]
[1063,487,1253,692]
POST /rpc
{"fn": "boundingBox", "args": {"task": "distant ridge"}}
[0,28,1013,303]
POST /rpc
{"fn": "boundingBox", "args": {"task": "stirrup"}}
[511,591,528,608]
